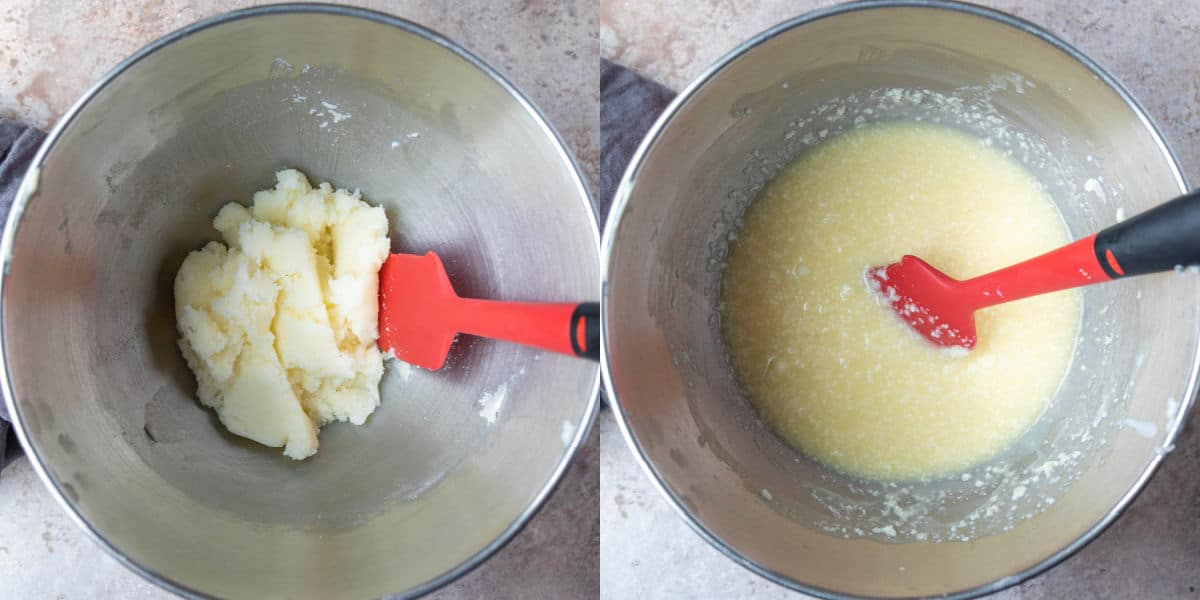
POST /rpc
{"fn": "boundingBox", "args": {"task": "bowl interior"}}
[3,8,598,599]
[605,5,1196,598]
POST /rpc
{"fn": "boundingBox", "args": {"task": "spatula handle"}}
[568,302,602,360]
[963,188,1200,309]
[455,299,600,361]
[1093,188,1200,278]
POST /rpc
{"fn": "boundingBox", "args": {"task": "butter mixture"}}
[722,122,1079,480]
[175,169,390,459]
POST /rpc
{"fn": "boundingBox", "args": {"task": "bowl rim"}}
[600,1,1196,598]
[0,3,601,599]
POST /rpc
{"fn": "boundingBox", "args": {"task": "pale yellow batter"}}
[722,122,1079,481]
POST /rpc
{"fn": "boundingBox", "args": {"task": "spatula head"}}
[866,255,978,350]
[378,251,461,370]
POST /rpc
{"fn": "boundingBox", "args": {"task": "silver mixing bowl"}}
[1,5,599,598]
[602,1,1197,598]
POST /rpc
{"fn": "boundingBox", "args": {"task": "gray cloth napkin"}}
[0,118,46,467]
[598,60,675,408]
[599,59,675,227]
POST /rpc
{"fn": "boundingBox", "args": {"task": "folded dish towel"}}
[599,59,676,226]
[0,118,46,470]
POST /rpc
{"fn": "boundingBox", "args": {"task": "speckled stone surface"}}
[0,0,598,192]
[0,1,598,598]
[601,1,1200,598]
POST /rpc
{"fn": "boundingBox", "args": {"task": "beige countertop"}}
[600,1,1200,598]
[0,1,598,598]
[1,0,598,189]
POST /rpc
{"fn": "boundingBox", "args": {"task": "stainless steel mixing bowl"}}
[1,5,599,598]
[602,2,1197,598]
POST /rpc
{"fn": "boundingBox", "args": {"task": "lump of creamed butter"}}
[174,169,389,459]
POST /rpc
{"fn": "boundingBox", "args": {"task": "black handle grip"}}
[569,302,601,361]
[1094,189,1200,279]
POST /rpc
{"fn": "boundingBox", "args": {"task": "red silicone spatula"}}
[867,189,1200,350]
[377,251,600,370]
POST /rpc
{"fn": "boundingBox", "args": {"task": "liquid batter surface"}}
[722,122,1079,481]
